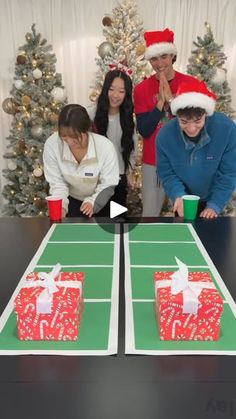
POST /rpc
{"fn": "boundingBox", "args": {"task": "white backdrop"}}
[1,0,236,212]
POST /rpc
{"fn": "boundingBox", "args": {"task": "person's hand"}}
[173,197,184,217]
[156,73,165,111]
[199,208,218,219]
[161,72,173,103]
[62,208,67,218]
[80,201,94,217]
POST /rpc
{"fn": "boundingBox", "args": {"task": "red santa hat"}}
[144,28,177,60]
[170,79,217,116]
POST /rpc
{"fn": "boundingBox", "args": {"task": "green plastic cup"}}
[183,195,200,220]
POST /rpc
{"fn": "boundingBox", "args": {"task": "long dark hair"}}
[93,70,134,171]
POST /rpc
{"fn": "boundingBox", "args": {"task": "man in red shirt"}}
[134,28,196,216]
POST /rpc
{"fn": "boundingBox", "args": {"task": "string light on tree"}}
[187,21,235,118]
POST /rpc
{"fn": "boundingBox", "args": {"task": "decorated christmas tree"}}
[187,22,235,118]
[90,0,150,101]
[90,0,151,215]
[187,22,236,216]
[2,24,67,216]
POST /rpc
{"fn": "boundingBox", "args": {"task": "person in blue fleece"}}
[156,79,236,219]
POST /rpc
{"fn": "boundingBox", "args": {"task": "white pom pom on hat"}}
[170,79,217,116]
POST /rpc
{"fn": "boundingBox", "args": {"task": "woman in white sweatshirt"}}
[43,104,119,217]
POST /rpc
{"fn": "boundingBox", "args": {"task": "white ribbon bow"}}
[156,257,215,315]
[22,263,82,314]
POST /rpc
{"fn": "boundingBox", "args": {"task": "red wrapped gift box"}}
[14,270,84,341]
[154,271,224,341]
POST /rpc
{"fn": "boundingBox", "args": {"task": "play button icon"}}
[93,186,141,234]
[110,201,127,218]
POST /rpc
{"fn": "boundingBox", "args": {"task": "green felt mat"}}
[125,223,236,354]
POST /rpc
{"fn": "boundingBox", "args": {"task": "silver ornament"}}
[98,42,114,59]
[8,161,17,171]
[31,124,43,138]
[51,87,66,103]
[14,80,24,90]
[212,68,226,85]
[33,68,42,79]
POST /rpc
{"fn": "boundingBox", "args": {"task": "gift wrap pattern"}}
[0,223,120,355]
[154,271,223,341]
[124,223,236,355]
[15,271,84,341]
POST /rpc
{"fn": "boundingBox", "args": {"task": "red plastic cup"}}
[46,196,63,221]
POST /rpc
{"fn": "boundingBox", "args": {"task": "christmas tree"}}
[2,24,67,216]
[90,0,150,100]
[187,22,235,118]
[187,22,236,216]
[90,0,151,215]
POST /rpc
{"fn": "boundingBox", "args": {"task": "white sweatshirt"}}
[43,131,119,213]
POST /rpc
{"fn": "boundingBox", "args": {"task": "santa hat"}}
[144,28,177,60]
[171,79,217,116]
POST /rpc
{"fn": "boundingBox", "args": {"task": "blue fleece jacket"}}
[156,112,236,213]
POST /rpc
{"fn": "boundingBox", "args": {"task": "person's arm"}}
[205,124,236,214]
[157,131,186,201]
[136,109,165,138]
[134,83,165,138]
[43,139,70,214]
[82,141,119,214]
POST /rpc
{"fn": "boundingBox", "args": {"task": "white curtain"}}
[1,0,236,212]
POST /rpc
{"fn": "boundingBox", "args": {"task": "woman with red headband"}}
[88,68,136,207]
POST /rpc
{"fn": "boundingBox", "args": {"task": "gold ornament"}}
[98,42,114,59]
[89,90,99,102]
[17,52,27,65]
[49,112,59,124]
[22,95,31,107]
[136,44,145,56]
[33,167,43,177]
[2,97,18,114]
[102,16,112,27]
[17,139,26,151]
[32,59,37,67]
